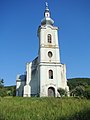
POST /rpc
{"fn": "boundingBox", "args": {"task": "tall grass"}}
[0,97,90,120]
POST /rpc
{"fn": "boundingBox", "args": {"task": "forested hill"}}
[67,78,90,99]
[68,78,90,90]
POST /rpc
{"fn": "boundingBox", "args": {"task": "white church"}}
[16,3,69,97]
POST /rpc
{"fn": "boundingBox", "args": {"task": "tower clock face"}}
[48,51,53,58]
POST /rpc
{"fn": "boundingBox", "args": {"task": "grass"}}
[0,97,90,120]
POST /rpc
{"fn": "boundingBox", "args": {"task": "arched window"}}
[48,34,52,43]
[49,70,53,79]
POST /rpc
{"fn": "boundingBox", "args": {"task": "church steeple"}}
[44,2,50,17]
[41,2,54,26]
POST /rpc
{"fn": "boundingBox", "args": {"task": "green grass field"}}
[0,97,90,120]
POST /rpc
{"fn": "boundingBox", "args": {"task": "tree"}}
[0,88,7,97]
[5,86,16,96]
[0,79,4,88]
[84,87,90,99]
[70,85,85,97]
[68,78,90,99]
[0,79,7,97]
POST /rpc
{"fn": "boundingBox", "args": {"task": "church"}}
[16,3,69,97]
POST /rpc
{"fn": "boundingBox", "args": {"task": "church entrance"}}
[48,87,55,97]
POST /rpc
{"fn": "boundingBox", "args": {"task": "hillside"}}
[68,78,90,88]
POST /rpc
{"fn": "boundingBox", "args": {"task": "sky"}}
[0,0,90,86]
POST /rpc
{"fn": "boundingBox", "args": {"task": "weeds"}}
[0,97,90,120]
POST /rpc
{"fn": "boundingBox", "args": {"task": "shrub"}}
[57,88,66,96]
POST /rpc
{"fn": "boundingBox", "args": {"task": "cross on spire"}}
[45,2,49,10]
[46,2,48,8]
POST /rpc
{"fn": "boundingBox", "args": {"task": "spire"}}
[41,2,54,26]
[44,2,50,17]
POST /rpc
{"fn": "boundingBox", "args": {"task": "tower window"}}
[48,34,52,43]
[48,51,53,58]
[49,70,53,79]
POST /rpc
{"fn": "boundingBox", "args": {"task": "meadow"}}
[0,97,90,120]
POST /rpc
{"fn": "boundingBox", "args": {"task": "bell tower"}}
[37,3,69,97]
[38,2,60,64]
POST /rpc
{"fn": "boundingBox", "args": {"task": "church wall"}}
[30,67,39,96]
[24,61,39,96]
[39,48,60,63]
[60,64,68,88]
[39,64,66,97]
[26,63,32,85]
[16,80,25,96]
[23,63,31,97]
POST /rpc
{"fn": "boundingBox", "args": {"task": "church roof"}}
[41,2,54,26]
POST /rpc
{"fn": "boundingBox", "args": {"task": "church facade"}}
[16,3,69,97]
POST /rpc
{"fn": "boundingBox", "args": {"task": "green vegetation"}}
[0,78,90,120]
[0,85,16,97]
[0,78,16,97]
[0,79,4,88]
[68,78,90,99]
[4,85,16,96]
[0,97,90,120]
[68,78,90,90]
[57,88,67,97]
[0,79,7,97]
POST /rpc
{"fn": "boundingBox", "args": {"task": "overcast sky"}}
[0,0,90,86]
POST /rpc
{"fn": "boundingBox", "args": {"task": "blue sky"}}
[0,0,90,86]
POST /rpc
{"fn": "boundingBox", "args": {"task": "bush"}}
[57,88,66,96]
[84,89,90,99]
[0,88,7,97]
